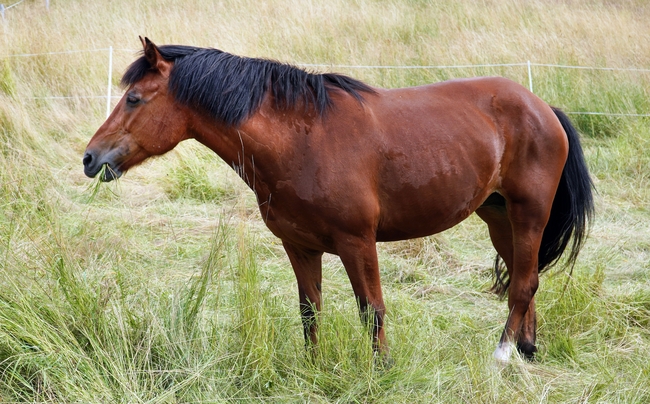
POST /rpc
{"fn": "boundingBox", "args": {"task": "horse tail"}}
[492,107,594,296]
[539,107,595,271]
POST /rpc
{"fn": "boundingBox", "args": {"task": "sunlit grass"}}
[1,0,649,402]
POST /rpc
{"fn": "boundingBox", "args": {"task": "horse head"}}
[83,37,189,181]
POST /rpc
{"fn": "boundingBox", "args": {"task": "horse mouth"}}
[83,151,124,182]
[99,164,122,182]
[83,160,122,183]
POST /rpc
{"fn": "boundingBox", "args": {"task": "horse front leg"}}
[334,236,389,358]
[282,241,323,348]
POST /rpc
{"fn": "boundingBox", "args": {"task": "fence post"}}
[106,46,113,119]
[527,60,533,93]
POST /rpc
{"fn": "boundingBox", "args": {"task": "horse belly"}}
[376,181,489,242]
[375,138,501,242]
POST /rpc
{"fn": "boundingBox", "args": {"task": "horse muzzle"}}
[83,150,123,182]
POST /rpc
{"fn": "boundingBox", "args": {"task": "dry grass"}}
[1,0,650,402]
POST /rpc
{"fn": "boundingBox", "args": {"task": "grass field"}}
[1,0,650,402]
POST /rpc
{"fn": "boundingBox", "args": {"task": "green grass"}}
[1,0,650,402]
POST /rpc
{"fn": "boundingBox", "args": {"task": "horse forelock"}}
[120,44,375,127]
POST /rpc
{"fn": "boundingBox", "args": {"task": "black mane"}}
[121,45,375,127]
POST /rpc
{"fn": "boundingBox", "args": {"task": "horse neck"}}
[187,107,291,197]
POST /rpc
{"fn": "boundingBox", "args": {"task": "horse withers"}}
[83,37,594,362]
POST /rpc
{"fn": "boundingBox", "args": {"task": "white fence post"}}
[527,60,533,93]
[106,46,113,119]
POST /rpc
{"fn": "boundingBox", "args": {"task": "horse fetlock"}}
[516,341,537,361]
[493,342,514,362]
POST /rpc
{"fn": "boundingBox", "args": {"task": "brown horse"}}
[83,38,594,362]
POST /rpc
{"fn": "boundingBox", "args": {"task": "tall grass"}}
[1,0,650,402]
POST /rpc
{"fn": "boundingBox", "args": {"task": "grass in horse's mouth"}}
[84,165,119,202]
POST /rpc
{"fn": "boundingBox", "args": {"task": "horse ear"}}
[141,36,172,77]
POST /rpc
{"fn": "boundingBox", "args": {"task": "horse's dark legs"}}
[518,299,537,359]
[282,241,323,347]
[334,237,389,357]
[477,202,538,360]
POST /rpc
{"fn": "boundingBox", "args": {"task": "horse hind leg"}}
[497,198,551,362]
[477,194,538,361]
[518,299,537,359]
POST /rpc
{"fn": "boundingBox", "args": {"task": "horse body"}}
[83,38,593,361]
[235,77,565,247]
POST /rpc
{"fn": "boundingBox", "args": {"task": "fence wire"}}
[2,47,649,118]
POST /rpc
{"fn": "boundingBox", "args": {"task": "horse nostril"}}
[83,152,93,167]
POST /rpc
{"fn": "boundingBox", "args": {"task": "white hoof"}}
[493,342,514,363]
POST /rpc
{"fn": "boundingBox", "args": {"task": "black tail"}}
[492,107,595,296]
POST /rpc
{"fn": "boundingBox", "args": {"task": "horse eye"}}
[126,94,140,107]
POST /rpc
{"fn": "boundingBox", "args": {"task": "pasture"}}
[1,0,649,402]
